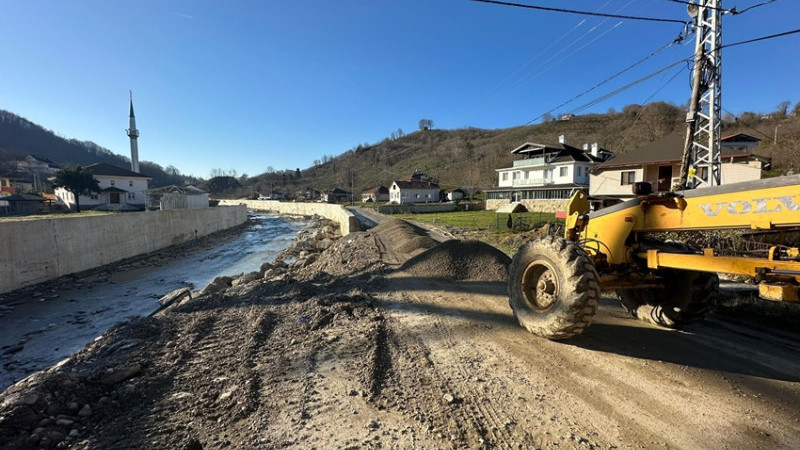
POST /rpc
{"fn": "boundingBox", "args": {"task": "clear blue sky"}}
[1,0,798,178]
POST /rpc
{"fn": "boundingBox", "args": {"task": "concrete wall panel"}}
[219,200,361,235]
[0,206,247,294]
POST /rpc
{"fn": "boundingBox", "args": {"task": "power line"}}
[664,0,727,12]
[664,0,781,15]
[723,108,774,140]
[529,27,800,124]
[732,0,782,15]
[525,32,690,124]
[462,0,689,24]
[721,28,800,49]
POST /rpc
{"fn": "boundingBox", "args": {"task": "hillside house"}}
[0,193,46,214]
[361,185,389,203]
[322,188,352,203]
[485,136,613,212]
[146,185,209,210]
[389,170,440,205]
[0,176,34,196]
[54,163,151,211]
[444,188,467,202]
[589,133,769,204]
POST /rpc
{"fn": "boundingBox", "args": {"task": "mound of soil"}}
[399,240,511,282]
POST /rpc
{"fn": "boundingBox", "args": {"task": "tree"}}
[51,166,100,212]
[776,101,791,118]
[418,118,433,131]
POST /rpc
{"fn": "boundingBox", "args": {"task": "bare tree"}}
[418,118,433,131]
[776,101,791,118]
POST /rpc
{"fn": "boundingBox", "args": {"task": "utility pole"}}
[678,0,722,190]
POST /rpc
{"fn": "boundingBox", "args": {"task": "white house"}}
[361,185,389,203]
[589,133,769,204]
[485,136,613,211]
[55,163,151,211]
[389,170,440,204]
[146,185,209,210]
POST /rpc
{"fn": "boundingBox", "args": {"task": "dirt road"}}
[1,218,798,449]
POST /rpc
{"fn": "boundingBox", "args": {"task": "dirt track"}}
[1,217,799,449]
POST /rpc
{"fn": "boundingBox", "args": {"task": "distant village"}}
[0,93,773,216]
[1,130,768,217]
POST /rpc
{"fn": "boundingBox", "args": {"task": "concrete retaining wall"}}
[486,199,569,213]
[0,206,247,294]
[219,200,361,235]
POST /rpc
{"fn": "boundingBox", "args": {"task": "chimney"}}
[558,135,566,144]
[591,143,599,157]
[583,143,589,150]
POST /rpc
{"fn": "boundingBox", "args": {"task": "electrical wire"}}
[529,26,800,124]
[525,33,690,124]
[462,0,689,24]
[732,0,782,15]
[721,28,800,49]
[722,108,774,140]
[664,0,781,15]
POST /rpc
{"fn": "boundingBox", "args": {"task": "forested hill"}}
[1,102,798,197]
[0,110,190,187]
[235,101,798,199]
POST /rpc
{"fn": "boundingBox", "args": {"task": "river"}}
[0,213,306,391]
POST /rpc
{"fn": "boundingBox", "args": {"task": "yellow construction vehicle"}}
[507,1,800,339]
[507,176,800,339]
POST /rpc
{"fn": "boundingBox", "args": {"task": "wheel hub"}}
[522,260,559,312]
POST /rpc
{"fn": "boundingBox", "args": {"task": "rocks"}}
[158,287,192,308]
[101,362,142,385]
[77,404,92,417]
[199,276,233,295]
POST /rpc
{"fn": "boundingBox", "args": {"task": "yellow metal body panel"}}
[759,283,800,302]
[643,249,800,280]
[571,176,800,266]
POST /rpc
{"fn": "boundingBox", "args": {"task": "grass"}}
[391,209,563,254]
[392,210,558,230]
[0,210,112,222]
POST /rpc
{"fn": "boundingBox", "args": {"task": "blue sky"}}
[1,0,798,178]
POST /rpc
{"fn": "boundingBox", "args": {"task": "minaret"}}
[126,91,140,173]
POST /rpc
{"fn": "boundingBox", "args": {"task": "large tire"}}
[508,236,600,339]
[617,269,719,328]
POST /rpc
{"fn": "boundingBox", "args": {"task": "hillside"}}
[2,102,798,198]
[233,102,800,199]
[0,110,193,189]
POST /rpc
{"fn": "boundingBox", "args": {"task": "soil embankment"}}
[1,216,799,449]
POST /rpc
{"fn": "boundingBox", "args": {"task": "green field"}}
[392,210,559,231]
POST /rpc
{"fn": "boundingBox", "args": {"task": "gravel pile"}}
[399,240,511,282]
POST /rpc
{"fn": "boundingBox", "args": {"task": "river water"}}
[0,213,306,391]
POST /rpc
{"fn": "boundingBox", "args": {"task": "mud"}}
[1,218,799,449]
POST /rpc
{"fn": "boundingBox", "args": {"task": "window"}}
[559,167,568,177]
[127,192,135,200]
[502,173,508,181]
[415,194,420,198]
[129,181,133,187]
[110,180,115,186]
[90,194,98,200]
[621,171,636,185]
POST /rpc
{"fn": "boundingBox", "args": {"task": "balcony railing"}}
[512,178,553,186]
[512,157,548,168]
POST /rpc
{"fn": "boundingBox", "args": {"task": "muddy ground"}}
[1,217,799,449]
